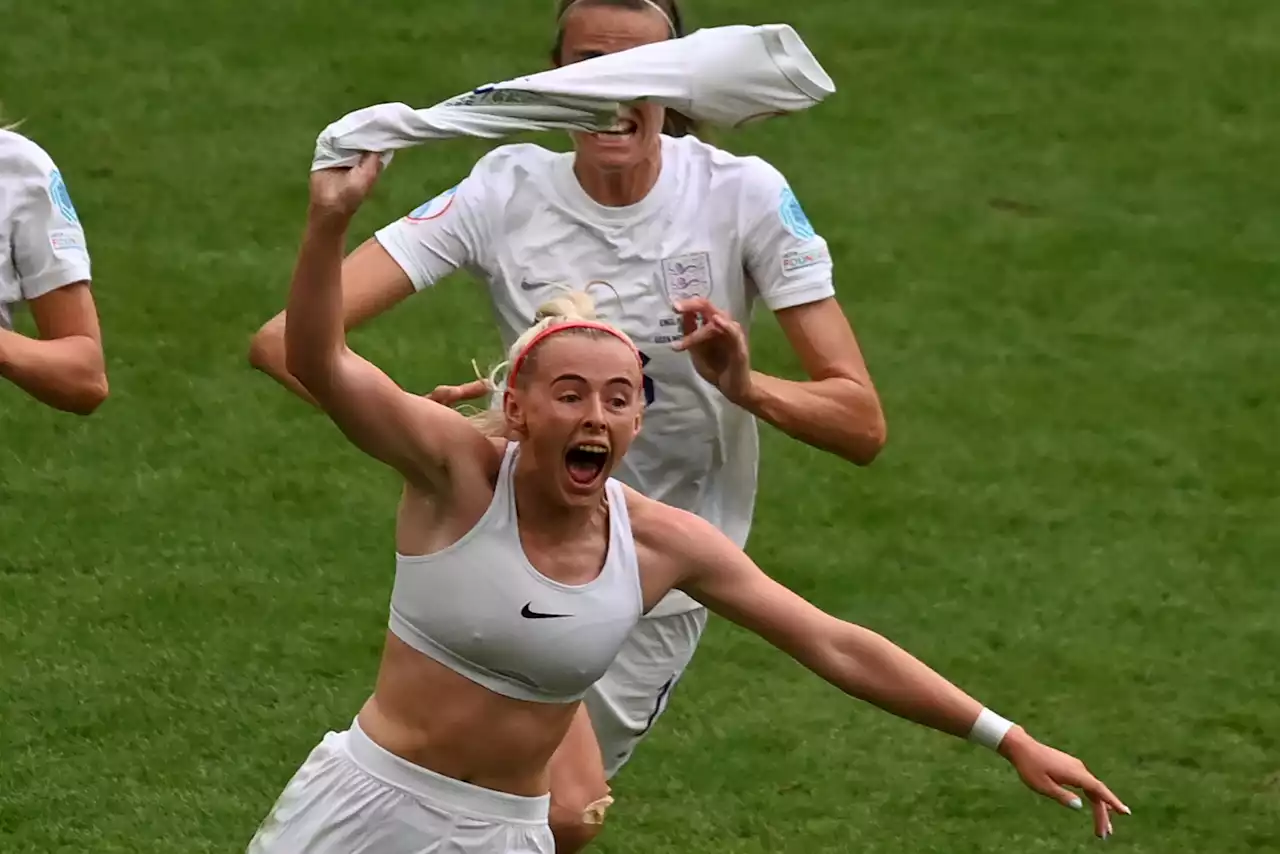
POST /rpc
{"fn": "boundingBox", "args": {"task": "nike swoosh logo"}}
[519,280,553,291]
[521,602,571,620]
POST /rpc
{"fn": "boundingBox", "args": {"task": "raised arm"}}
[647,507,1129,838]
[250,160,492,408]
[286,154,489,487]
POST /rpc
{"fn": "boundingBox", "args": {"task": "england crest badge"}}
[660,252,713,303]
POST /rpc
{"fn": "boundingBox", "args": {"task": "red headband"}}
[504,320,641,400]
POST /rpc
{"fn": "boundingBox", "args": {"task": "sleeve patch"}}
[406,185,458,222]
[49,169,80,224]
[49,228,86,253]
[781,245,830,277]
[778,185,815,240]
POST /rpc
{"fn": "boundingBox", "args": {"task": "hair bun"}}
[534,290,597,322]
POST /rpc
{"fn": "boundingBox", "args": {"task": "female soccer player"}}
[247,151,1127,854]
[249,1,881,849]
[0,124,108,414]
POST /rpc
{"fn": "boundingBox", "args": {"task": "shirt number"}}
[639,351,655,406]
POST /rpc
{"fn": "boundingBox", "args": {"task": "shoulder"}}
[621,483,728,563]
[0,129,59,183]
[433,143,567,219]
[467,142,567,186]
[664,134,786,190]
[392,144,565,231]
[663,134,794,222]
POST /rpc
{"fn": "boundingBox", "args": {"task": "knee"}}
[549,791,613,853]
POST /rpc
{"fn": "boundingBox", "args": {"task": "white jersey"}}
[376,134,834,617]
[0,129,92,331]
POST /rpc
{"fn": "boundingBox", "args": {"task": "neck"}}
[511,452,604,543]
[574,150,663,207]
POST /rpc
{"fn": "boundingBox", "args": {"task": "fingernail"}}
[1119,805,1131,816]
[1068,797,1083,810]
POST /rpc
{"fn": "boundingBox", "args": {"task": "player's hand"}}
[671,298,753,404]
[308,152,384,224]
[426,378,492,407]
[999,727,1131,839]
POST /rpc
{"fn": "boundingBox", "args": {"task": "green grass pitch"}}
[3,0,1278,851]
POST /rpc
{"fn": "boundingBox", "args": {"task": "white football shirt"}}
[376,134,835,617]
[0,129,92,331]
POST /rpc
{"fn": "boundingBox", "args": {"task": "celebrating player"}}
[249,2,882,850]
[247,152,1128,854]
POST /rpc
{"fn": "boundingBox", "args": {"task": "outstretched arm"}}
[286,154,488,487]
[249,238,415,407]
[662,512,1129,838]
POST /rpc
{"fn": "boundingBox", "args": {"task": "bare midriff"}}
[355,631,579,797]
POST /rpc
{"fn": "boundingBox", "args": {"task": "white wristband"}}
[968,708,1015,751]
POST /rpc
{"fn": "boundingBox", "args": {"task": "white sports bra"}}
[388,442,645,703]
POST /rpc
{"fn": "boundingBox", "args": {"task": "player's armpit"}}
[301,347,491,491]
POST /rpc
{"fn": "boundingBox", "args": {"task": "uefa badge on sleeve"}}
[660,251,713,304]
[406,185,458,222]
[49,169,80,224]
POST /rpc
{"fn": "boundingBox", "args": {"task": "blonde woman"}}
[246,152,1128,854]
[249,3,883,848]
[0,119,107,413]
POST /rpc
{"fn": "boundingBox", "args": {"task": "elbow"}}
[68,342,110,415]
[248,317,284,374]
[843,395,887,467]
[65,370,110,416]
[850,418,887,466]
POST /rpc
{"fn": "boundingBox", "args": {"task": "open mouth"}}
[596,118,638,138]
[565,442,609,486]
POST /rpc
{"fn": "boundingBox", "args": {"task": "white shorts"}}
[247,718,554,854]
[583,606,708,779]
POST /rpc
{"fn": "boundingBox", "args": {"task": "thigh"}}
[584,608,709,778]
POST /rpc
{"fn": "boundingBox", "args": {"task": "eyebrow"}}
[551,374,636,388]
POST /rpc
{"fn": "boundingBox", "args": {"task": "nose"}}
[582,397,607,430]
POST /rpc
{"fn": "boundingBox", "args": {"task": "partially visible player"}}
[0,123,108,414]
[247,153,1129,854]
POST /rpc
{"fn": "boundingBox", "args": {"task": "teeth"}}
[575,443,608,454]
